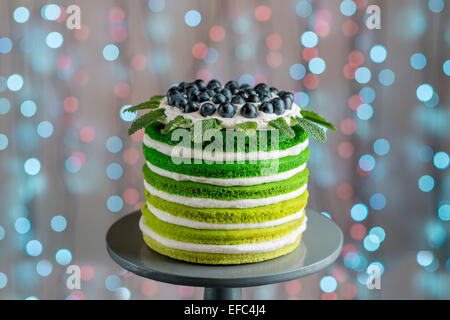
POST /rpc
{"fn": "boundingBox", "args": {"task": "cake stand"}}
[106,210,343,300]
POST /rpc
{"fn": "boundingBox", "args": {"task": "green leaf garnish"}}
[161,115,192,135]
[236,121,258,136]
[190,119,222,143]
[300,110,336,131]
[128,108,166,135]
[124,95,164,113]
[295,117,326,143]
[268,117,296,138]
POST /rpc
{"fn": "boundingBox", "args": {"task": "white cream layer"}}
[143,180,308,208]
[143,134,309,162]
[139,215,307,254]
[146,201,305,230]
[159,97,302,130]
[146,161,307,186]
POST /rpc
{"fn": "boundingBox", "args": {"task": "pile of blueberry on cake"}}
[125,79,335,264]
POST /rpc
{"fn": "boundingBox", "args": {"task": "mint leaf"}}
[300,110,336,131]
[268,117,296,138]
[236,121,258,136]
[295,117,326,143]
[161,115,192,135]
[124,95,164,113]
[190,119,222,143]
[128,108,166,135]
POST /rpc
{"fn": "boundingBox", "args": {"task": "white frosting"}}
[139,215,307,254]
[159,97,302,130]
[143,180,308,208]
[146,202,305,230]
[143,134,309,162]
[146,161,306,186]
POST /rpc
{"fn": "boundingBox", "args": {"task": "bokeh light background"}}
[0,0,449,300]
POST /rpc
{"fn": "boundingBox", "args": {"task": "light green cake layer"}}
[142,203,305,245]
[145,189,308,223]
[142,233,302,265]
[143,164,309,200]
[146,121,308,152]
[143,144,309,178]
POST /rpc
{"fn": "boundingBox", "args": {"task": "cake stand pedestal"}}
[106,210,343,300]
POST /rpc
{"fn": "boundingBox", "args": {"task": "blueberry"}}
[212,93,227,104]
[230,87,239,95]
[221,88,232,101]
[225,80,239,90]
[194,79,207,90]
[259,94,270,103]
[231,95,246,104]
[206,89,216,97]
[255,83,270,96]
[240,103,258,118]
[214,86,223,93]
[239,83,251,90]
[196,91,210,103]
[245,89,257,96]
[238,91,249,100]
[185,101,200,113]
[174,96,189,110]
[178,81,189,91]
[185,85,199,100]
[279,91,294,109]
[218,102,236,118]
[259,102,274,114]
[271,98,285,115]
[269,87,278,95]
[167,88,182,106]
[207,79,221,90]
[247,94,260,103]
[200,103,216,116]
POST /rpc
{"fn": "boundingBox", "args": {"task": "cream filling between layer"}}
[143,134,309,162]
[143,180,308,208]
[139,215,307,254]
[146,161,307,186]
[146,201,305,230]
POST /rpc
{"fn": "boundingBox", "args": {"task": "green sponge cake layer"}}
[143,164,308,200]
[142,233,302,264]
[143,144,309,179]
[146,121,308,152]
[145,189,308,224]
[142,202,305,245]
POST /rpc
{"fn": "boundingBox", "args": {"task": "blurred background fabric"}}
[0,0,449,300]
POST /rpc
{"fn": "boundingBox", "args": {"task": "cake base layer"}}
[142,233,302,265]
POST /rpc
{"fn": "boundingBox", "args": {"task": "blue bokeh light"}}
[370,45,387,63]
[443,60,450,76]
[417,250,433,267]
[319,276,337,293]
[340,0,357,16]
[51,215,67,232]
[106,163,123,180]
[308,57,326,75]
[438,204,450,221]
[289,64,306,80]
[359,87,375,103]
[24,158,41,175]
[370,193,386,210]
[20,100,37,117]
[15,217,31,234]
[425,221,446,248]
[428,0,444,13]
[0,134,8,151]
[363,234,381,252]
[46,32,64,49]
[55,249,72,265]
[0,98,11,114]
[369,226,386,242]
[378,69,395,86]
[36,260,53,277]
[238,74,254,86]
[37,121,54,138]
[416,84,433,102]
[107,195,124,212]
[359,154,376,171]
[26,240,43,256]
[148,0,165,12]
[114,287,132,300]
[106,136,123,153]
[300,31,318,48]
[355,67,371,84]
[42,4,61,21]
[410,53,427,70]
[356,103,373,120]
[105,275,122,291]
[418,175,434,192]
[0,226,5,240]
[184,10,201,27]
[203,48,218,64]
[294,91,309,108]
[0,37,13,54]
[373,138,390,156]
[7,74,24,91]
[13,7,30,23]
[232,17,249,35]
[296,1,312,18]
[351,203,368,222]
[120,105,137,122]
[0,273,7,289]
[235,43,253,61]
[103,44,120,61]
[433,151,449,170]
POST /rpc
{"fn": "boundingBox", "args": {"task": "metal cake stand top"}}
[106,210,343,294]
